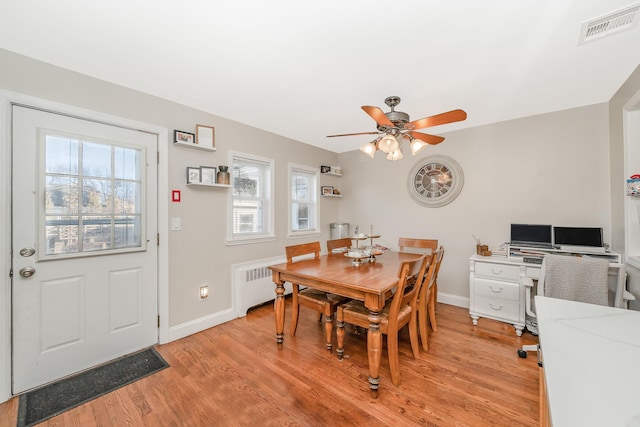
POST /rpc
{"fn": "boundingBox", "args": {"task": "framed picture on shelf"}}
[321,186,334,196]
[175,130,195,145]
[321,165,331,174]
[186,167,201,184]
[196,124,215,149]
[200,166,217,184]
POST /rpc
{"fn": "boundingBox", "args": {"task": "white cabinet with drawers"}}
[469,254,540,336]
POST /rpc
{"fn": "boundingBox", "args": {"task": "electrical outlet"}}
[199,285,209,301]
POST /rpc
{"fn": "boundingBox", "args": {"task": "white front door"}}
[11,105,158,393]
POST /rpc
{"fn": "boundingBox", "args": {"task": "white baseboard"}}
[167,307,236,342]
[166,292,470,344]
[437,292,469,309]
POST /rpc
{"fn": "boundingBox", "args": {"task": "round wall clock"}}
[407,154,464,207]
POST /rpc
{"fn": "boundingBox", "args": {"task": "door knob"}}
[19,266,35,278]
[19,247,35,257]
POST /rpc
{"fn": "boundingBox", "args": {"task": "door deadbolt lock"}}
[19,248,36,257]
[19,267,36,278]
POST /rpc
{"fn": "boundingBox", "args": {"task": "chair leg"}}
[336,307,345,360]
[387,332,401,386]
[290,285,300,336]
[419,297,429,352]
[429,283,438,332]
[324,306,333,353]
[408,315,420,359]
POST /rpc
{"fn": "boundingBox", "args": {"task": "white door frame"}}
[0,90,170,402]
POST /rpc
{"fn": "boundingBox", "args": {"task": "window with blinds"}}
[231,153,274,241]
[289,164,318,235]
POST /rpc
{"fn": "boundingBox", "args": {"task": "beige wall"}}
[0,48,340,331]
[338,104,612,303]
[0,46,636,333]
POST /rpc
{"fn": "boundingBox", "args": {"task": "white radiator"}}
[233,256,291,317]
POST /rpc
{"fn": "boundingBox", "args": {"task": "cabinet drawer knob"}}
[488,285,503,293]
[490,269,503,275]
[488,303,504,311]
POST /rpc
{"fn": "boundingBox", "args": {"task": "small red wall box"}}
[172,190,181,202]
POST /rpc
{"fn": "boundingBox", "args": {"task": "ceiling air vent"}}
[578,3,640,45]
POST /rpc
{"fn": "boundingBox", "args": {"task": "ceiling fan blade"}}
[326,131,381,138]
[405,109,467,130]
[410,131,445,145]
[361,106,394,127]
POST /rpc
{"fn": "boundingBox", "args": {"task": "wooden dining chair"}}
[398,238,440,333]
[417,247,443,351]
[285,242,349,353]
[398,237,438,254]
[327,237,352,252]
[336,254,429,386]
[428,246,445,332]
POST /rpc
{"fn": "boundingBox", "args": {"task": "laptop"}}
[510,224,553,249]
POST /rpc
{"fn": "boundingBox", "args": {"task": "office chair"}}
[517,254,629,358]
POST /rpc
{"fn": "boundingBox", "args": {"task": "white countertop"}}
[535,296,640,427]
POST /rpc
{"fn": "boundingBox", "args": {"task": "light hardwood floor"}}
[0,301,539,426]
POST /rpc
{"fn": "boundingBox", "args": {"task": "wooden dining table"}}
[268,250,422,397]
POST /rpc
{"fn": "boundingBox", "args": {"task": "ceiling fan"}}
[327,96,467,160]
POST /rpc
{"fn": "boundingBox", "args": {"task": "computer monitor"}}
[510,224,553,248]
[553,226,603,248]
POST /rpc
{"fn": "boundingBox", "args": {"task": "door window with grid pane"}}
[42,132,145,257]
[289,164,318,235]
[230,153,274,241]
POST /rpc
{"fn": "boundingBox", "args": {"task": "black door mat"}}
[17,347,169,427]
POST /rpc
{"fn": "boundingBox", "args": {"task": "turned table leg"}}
[274,280,286,349]
[367,309,382,398]
[324,311,334,353]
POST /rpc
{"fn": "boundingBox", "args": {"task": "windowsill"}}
[287,231,321,239]
[225,235,277,246]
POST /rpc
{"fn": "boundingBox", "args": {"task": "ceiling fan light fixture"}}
[378,134,398,153]
[328,96,467,161]
[386,145,403,161]
[409,138,428,155]
[360,140,378,158]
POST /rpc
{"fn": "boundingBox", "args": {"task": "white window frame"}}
[227,151,275,245]
[288,163,320,238]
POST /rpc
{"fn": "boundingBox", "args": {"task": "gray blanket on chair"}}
[543,255,609,306]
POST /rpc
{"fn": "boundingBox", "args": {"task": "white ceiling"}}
[1,1,640,153]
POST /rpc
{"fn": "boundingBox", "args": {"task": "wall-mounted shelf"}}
[321,194,343,198]
[187,182,231,188]
[174,141,216,152]
[321,165,342,176]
